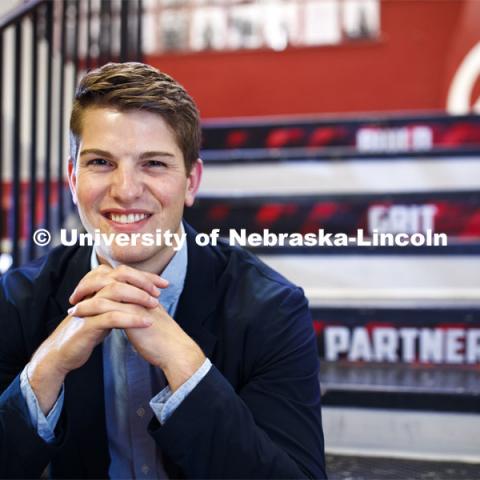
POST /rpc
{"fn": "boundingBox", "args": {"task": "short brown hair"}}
[69,62,201,173]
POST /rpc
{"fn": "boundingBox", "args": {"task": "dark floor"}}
[326,454,480,480]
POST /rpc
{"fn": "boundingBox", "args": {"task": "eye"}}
[87,158,111,167]
[144,160,167,168]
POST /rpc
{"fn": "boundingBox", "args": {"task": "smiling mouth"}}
[105,212,152,224]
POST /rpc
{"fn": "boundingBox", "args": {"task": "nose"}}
[109,162,143,203]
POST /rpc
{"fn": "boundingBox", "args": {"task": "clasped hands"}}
[28,264,205,415]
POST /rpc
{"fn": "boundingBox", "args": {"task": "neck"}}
[95,223,185,274]
[96,245,176,274]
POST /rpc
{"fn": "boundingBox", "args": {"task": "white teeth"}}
[110,213,148,224]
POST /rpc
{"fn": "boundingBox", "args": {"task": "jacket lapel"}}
[64,344,110,478]
[163,224,220,478]
[46,246,110,478]
[174,223,218,362]
[46,245,92,334]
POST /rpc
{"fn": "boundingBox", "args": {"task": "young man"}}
[0,63,326,479]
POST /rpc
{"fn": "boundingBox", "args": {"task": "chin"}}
[100,245,161,268]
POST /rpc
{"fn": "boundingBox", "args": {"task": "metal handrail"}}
[0,0,46,31]
[0,0,144,269]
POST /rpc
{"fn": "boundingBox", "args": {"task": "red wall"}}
[146,0,465,118]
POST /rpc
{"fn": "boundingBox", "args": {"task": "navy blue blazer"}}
[0,224,326,479]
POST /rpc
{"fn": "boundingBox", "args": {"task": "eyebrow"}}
[139,151,176,159]
[79,149,176,159]
[80,148,113,158]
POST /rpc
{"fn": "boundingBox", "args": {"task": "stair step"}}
[320,362,480,413]
[323,408,480,462]
[326,453,480,480]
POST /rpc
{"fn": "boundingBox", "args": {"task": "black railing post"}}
[120,0,129,61]
[28,9,39,261]
[106,0,112,60]
[86,0,92,70]
[12,21,23,267]
[69,0,80,218]
[136,0,143,62]
[99,0,111,64]
[44,0,53,235]
[72,0,80,87]
[57,1,66,231]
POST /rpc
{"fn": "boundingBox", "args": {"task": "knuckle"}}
[97,265,110,275]
[116,264,130,276]
[73,299,87,312]
[104,281,119,295]
[103,311,117,327]
[98,297,110,309]
[84,298,97,310]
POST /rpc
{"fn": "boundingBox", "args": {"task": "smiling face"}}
[68,107,202,272]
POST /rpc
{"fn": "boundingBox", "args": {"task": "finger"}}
[68,296,148,318]
[85,310,153,329]
[113,265,169,292]
[69,265,167,305]
[69,266,115,305]
[96,281,159,308]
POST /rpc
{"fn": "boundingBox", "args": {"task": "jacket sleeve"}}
[148,287,326,479]
[0,274,66,479]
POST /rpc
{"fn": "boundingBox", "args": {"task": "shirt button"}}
[142,465,149,474]
[136,407,145,417]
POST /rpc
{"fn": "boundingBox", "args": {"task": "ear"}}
[67,158,78,205]
[185,158,203,207]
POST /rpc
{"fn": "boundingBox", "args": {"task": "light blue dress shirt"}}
[20,229,211,478]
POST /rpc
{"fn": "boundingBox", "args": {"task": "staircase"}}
[185,112,480,465]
